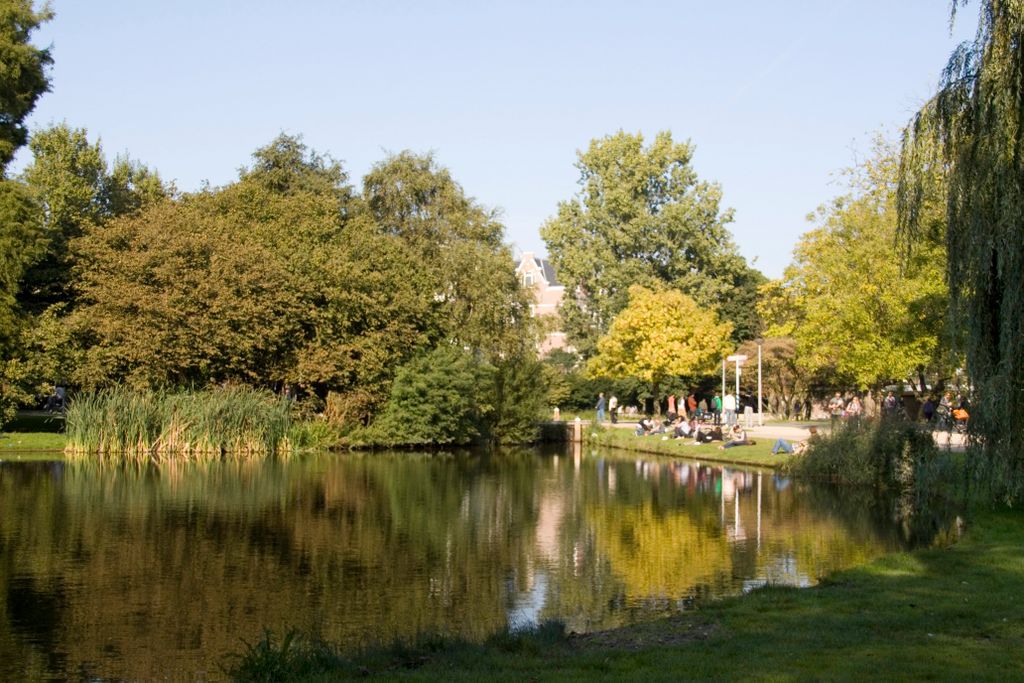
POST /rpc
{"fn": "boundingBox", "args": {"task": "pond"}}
[0,444,951,681]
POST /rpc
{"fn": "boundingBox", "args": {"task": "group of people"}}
[827,392,863,427]
[631,412,761,449]
[921,392,970,429]
[828,390,971,429]
[596,391,750,427]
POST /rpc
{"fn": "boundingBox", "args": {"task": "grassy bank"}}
[585,425,793,468]
[226,508,1023,681]
[0,411,66,452]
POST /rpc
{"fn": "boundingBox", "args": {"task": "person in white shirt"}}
[723,393,737,426]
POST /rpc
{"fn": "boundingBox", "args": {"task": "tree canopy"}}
[48,134,535,434]
[0,0,52,173]
[588,285,732,407]
[763,139,949,392]
[899,1,1024,504]
[541,130,763,357]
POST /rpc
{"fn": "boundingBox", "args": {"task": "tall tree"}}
[70,199,305,389]
[0,180,41,352]
[363,151,533,358]
[899,1,1024,504]
[0,0,52,173]
[20,124,166,312]
[765,141,949,393]
[0,180,43,428]
[541,130,762,357]
[588,285,732,412]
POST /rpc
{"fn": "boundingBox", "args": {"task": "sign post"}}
[726,354,748,414]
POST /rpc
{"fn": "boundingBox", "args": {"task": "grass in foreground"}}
[586,426,793,468]
[227,509,1024,681]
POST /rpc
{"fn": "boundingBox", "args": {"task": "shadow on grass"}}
[5,410,65,433]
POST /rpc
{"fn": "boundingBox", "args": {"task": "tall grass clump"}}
[223,629,352,681]
[224,621,571,680]
[64,386,290,460]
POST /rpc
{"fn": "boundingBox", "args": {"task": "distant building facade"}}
[515,251,568,354]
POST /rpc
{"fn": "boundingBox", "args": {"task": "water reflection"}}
[0,446,950,681]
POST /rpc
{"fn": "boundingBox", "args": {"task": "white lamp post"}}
[726,354,747,416]
[721,358,726,404]
[757,340,763,427]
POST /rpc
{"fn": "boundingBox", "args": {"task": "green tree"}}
[238,132,351,204]
[0,179,42,352]
[363,151,534,358]
[541,130,762,357]
[766,140,949,394]
[0,0,52,173]
[588,285,733,411]
[70,199,305,389]
[359,346,493,446]
[64,138,535,436]
[20,124,166,312]
[899,1,1024,504]
[0,179,43,428]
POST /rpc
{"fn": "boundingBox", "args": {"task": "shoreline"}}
[226,506,1023,680]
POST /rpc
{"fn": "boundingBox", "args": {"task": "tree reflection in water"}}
[0,445,953,680]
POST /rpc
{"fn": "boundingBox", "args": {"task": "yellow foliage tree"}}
[587,285,733,410]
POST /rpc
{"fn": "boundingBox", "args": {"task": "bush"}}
[355,346,547,447]
[355,346,491,447]
[785,418,946,491]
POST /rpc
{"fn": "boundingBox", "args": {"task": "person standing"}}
[712,394,723,425]
[667,393,677,418]
[608,395,619,424]
[828,392,845,429]
[884,391,900,417]
[723,392,737,427]
[845,395,862,424]
[922,396,936,423]
[596,392,606,423]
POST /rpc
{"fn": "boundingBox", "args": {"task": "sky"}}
[15,1,978,278]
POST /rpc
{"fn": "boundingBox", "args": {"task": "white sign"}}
[726,354,748,363]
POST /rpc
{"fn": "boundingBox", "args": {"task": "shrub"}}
[355,346,491,447]
[785,418,946,492]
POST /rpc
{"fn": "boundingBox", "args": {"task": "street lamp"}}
[726,354,747,416]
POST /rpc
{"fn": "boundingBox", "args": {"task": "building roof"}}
[535,257,561,287]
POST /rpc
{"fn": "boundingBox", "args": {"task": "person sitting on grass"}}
[692,423,722,444]
[770,438,808,455]
[635,416,656,436]
[719,424,756,449]
[673,416,692,439]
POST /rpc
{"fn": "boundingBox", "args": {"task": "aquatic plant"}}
[64,385,290,460]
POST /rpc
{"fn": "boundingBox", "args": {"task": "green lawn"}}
[227,508,1024,681]
[585,425,794,468]
[1,411,67,453]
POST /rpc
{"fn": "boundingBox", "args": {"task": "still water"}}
[0,445,945,680]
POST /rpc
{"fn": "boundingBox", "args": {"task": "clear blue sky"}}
[16,1,976,278]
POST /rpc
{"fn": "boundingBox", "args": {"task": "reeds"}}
[64,386,291,461]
